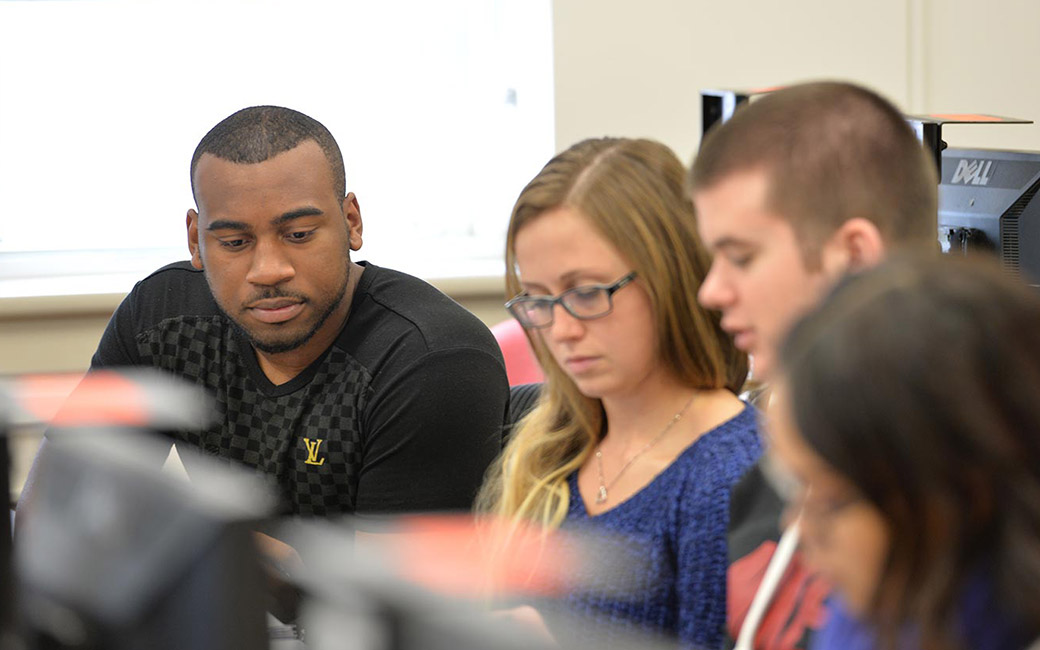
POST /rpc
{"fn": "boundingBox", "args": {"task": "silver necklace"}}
[593,393,696,505]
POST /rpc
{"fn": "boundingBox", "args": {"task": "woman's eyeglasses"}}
[505,271,638,329]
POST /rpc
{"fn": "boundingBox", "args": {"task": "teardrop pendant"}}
[595,485,608,504]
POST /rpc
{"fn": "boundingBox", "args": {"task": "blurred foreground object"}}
[292,518,559,650]
[0,387,19,650]
[0,369,216,430]
[3,369,276,650]
[19,431,275,650]
[356,514,580,599]
[273,515,668,650]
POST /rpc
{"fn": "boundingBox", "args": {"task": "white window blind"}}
[0,0,554,298]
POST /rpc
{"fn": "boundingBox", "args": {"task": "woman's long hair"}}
[779,254,1040,650]
[476,137,747,529]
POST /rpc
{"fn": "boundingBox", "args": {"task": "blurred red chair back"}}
[490,319,544,386]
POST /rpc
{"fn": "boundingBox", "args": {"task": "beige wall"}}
[553,0,1040,158]
[921,0,1040,151]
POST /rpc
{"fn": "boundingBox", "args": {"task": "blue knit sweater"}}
[555,404,762,649]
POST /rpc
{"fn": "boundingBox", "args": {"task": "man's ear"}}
[187,209,204,270]
[820,218,885,277]
[343,192,363,252]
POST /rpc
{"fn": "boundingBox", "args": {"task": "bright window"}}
[0,0,554,297]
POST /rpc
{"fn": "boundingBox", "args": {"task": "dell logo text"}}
[951,159,994,186]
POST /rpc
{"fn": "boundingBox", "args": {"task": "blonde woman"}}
[478,138,762,649]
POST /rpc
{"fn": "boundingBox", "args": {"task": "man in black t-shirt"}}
[19,106,508,519]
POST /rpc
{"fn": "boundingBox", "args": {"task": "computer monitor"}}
[937,147,1040,285]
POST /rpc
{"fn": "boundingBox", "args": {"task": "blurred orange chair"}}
[490,318,544,386]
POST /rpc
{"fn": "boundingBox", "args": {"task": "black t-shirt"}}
[91,260,509,516]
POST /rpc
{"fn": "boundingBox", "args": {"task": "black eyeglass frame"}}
[505,271,638,329]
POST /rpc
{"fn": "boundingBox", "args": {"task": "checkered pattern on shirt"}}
[136,316,369,516]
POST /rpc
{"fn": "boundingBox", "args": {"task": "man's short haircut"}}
[689,81,939,264]
[189,106,346,202]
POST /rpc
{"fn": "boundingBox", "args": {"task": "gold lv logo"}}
[302,438,326,466]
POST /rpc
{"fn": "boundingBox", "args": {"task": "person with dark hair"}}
[686,80,939,649]
[478,137,761,649]
[768,254,1040,650]
[20,105,508,522]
